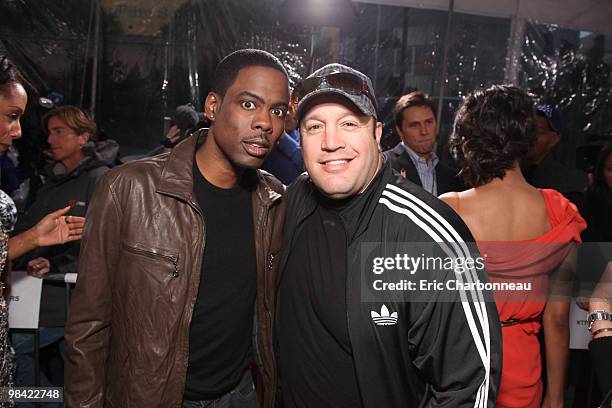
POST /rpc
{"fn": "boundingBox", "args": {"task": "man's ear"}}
[375,121,383,144]
[550,132,561,148]
[395,124,404,140]
[204,92,221,121]
[78,132,91,146]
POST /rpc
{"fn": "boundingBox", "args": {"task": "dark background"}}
[1,0,610,162]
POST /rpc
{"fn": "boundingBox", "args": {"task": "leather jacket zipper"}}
[122,244,180,277]
[171,256,179,277]
[267,253,275,274]
[252,255,270,387]
[266,252,275,332]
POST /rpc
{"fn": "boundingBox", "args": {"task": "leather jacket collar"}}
[157,128,282,208]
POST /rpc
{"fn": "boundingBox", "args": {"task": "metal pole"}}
[79,0,95,107]
[372,5,382,90]
[187,12,200,109]
[400,8,409,92]
[34,329,40,386]
[309,26,316,73]
[162,2,175,125]
[90,0,101,117]
[436,0,455,137]
[504,0,525,85]
[65,282,71,321]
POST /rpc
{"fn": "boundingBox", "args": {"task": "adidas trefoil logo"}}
[371,304,398,326]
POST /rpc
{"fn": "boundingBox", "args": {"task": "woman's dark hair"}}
[0,54,27,97]
[590,143,612,197]
[449,84,537,188]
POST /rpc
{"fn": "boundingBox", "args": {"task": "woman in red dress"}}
[440,85,585,408]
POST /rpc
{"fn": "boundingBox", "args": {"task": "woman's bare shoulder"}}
[438,191,459,212]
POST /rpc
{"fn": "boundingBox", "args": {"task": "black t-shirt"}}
[277,201,363,407]
[184,163,256,400]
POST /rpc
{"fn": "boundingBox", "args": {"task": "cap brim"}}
[295,88,374,122]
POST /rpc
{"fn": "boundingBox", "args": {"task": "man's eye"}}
[241,101,256,110]
[307,124,322,132]
[343,122,358,127]
[271,108,285,118]
[7,113,19,122]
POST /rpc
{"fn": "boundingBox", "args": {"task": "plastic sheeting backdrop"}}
[0,0,610,162]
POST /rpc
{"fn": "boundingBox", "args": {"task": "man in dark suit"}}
[384,91,463,196]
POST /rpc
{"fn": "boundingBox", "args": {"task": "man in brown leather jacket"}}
[64,49,289,408]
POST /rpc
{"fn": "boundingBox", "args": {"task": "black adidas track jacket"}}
[276,162,502,407]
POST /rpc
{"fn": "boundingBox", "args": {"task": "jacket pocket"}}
[121,241,180,278]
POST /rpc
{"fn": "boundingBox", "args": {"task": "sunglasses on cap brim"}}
[291,72,377,114]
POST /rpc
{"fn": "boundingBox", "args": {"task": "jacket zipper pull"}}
[171,256,179,277]
[267,253,274,272]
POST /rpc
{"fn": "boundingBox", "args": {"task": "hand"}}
[32,206,85,247]
[27,257,50,279]
[165,125,181,144]
[575,297,590,311]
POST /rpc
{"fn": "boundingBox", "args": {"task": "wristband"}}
[592,327,612,337]
[588,310,612,331]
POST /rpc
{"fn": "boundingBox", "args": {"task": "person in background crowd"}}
[10,92,59,212]
[523,105,589,207]
[384,91,463,195]
[10,105,118,390]
[159,103,207,154]
[0,149,19,195]
[588,261,612,405]
[65,49,288,408]
[440,85,586,408]
[575,143,612,309]
[283,108,300,143]
[570,143,612,407]
[0,53,85,393]
[121,104,209,162]
[262,110,303,184]
[276,63,501,408]
[581,143,612,242]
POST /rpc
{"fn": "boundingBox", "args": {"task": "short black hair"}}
[394,91,437,129]
[0,54,28,97]
[449,84,537,188]
[211,49,288,97]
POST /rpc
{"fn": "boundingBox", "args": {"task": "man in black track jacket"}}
[275,63,502,407]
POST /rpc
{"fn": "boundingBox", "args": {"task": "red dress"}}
[476,189,586,408]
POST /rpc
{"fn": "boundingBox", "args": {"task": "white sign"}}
[8,271,43,329]
[569,300,591,350]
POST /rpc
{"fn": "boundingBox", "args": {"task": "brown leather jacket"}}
[64,131,285,408]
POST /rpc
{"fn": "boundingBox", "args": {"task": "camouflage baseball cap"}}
[292,63,378,121]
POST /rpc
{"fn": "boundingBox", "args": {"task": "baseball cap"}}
[536,105,562,134]
[291,63,378,121]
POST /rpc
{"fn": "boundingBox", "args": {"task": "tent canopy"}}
[355,0,612,34]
